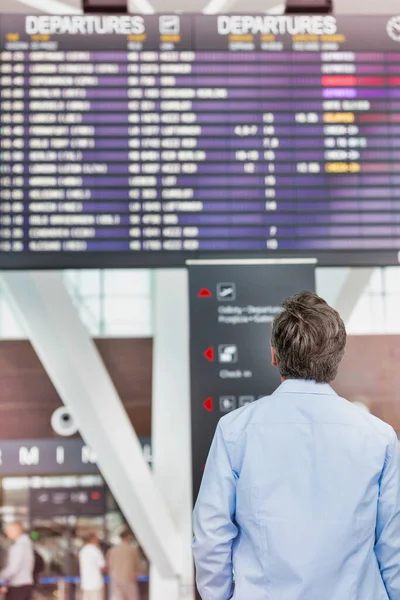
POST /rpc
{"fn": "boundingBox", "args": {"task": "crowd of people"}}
[0,522,142,600]
[80,531,141,600]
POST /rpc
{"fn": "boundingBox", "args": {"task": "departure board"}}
[2,14,400,268]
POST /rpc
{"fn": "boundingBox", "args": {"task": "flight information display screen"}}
[1,14,400,268]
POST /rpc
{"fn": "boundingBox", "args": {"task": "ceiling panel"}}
[229,0,283,12]
[0,0,42,12]
[151,0,207,11]
[334,0,399,14]
[0,0,81,12]
[0,0,399,22]
[228,0,399,13]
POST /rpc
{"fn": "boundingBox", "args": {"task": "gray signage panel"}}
[29,485,106,517]
[189,262,316,500]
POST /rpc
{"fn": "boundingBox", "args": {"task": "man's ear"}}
[271,346,278,368]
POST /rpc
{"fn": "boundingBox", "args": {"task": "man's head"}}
[5,521,24,542]
[120,530,132,543]
[271,291,346,383]
[84,532,99,546]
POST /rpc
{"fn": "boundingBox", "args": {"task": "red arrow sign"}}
[198,288,212,298]
[203,397,213,412]
[204,346,214,361]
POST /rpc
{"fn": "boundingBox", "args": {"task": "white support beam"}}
[333,268,374,325]
[316,267,374,325]
[265,3,285,14]
[1,270,182,579]
[128,0,155,14]
[150,270,195,600]
[202,0,236,15]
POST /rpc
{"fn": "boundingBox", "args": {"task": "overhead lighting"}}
[285,0,333,14]
[17,0,82,13]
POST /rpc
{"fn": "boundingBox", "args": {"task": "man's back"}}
[193,379,400,600]
[79,543,105,592]
[108,543,139,584]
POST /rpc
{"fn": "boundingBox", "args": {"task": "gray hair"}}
[271,291,347,383]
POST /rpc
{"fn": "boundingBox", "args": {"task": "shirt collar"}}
[274,379,337,396]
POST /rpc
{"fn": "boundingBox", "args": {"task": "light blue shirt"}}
[193,379,400,600]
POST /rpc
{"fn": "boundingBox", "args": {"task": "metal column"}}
[150,269,195,600]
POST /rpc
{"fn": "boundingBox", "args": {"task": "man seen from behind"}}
[193,291,400,600]
[79,533,106,600]
[108,531,141,600]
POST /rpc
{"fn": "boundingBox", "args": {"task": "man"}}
[0,521,34,600]
[107,531,141,600]
[79,533,106,600]
[193,291,400,600]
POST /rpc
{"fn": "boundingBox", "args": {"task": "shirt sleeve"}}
[375,429,400,599]
[192,421,238,600]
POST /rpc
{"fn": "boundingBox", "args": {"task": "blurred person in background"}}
[31,545,45,586]
[79,534,105,600]
[193,291,400,600]
[0,522,34,600]
[107,531,141,600]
